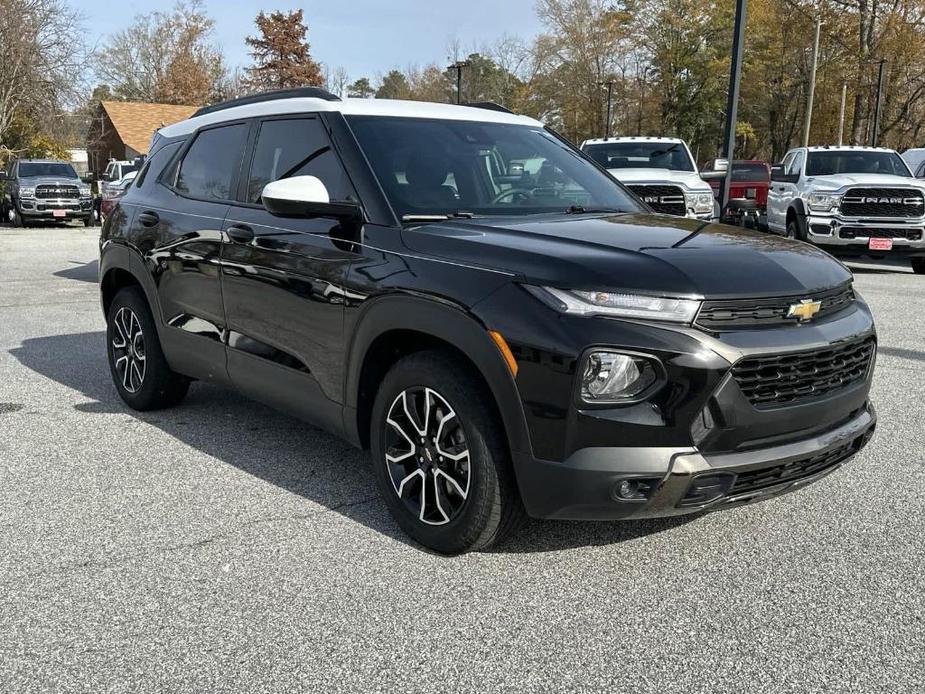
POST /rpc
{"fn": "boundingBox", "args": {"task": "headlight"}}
[581,351,659,402]
[79,186,91,197]
[527,286,701,324]
[807,193,841,211]
[686,192,714,215]
[19,186,35,198]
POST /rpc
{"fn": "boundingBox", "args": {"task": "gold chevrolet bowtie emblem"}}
[787,299,822,322]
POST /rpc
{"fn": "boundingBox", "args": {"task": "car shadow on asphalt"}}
[52,259,99,283]
[10,330,697,555]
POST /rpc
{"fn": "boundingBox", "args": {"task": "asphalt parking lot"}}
[1,226,923,693]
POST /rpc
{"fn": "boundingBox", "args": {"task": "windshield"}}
[583,142,695,172]
[345,116,641,219]
[18,162,78,178]
[730,162,769,181]
[805,151,911,177]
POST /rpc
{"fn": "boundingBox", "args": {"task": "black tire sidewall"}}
[106,287,187,410]
[370,353,504,554]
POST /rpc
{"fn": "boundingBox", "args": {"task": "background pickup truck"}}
[701,160,771,229]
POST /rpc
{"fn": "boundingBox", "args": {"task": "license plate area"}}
[868,237,893,251]
[52,209,66,218]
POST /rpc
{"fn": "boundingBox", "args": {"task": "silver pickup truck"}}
[1,158,93,227]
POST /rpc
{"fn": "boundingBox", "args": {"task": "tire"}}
[912,258,925,275]
[785,218,800,240]
[370,350,525,554]
[106,286,189,410]
[11,204,23,228]
[83,215,93,227]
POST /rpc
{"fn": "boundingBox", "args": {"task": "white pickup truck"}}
[767,146,925,274]
[580,137,717,222]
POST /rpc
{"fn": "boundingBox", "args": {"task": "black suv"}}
[99,88,877,553]
[2,158,93,226]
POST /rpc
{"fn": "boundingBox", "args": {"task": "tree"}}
[0,0,87,148]
[323,65,350,97]
[443,53,524,106]
[376,70,412,99]
[347,77,375,98]
[95,1,227,105]
[243,9,323,91]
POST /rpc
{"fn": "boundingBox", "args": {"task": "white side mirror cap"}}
[261,175,330,206]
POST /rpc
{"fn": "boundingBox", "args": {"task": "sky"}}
[81,0,547,82]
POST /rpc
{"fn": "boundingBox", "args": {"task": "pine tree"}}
[243,10,323,92]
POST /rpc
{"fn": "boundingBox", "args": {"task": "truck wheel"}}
[106,287,189,410]
[370,350,525,554]
[11,205,23,228]
[786,218,803,240]
[912,258,925,275]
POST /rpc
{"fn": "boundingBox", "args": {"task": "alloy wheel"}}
[384,387,471,526]
[111,307,146,393]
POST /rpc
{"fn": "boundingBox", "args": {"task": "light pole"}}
[837,82,847,145]
[871,59,886,146]
[448,60,471,105]
[802,17,821,148]
[599,79,616,138]
[720,0,748,213]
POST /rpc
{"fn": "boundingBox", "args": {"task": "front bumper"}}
[516,402,876,520]
[19,197,92,219]
[806,214,925,256]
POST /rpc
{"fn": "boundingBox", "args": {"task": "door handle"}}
[226,224,254,243]
[138,211,159,227]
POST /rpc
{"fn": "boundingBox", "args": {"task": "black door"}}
[220,115,362,434]
[132,122,249,384]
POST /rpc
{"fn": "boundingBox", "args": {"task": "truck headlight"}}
[526,286,701,324]
[19,186,35,198]
[807,193,841,211]
[686,192,714,215]
[79,186,91,198]
[581,351,659,403]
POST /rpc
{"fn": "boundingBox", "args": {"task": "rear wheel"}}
[106,287,189,410]
[912,258,925,275]
[370,351,524,554]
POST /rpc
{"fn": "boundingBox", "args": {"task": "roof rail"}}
[463,101,514,114]
[192,87,341,118]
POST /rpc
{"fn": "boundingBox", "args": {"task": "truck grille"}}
[695,284,854,330]
[35,184,80,200]
[839,188,924,218]
[838,227,923,241]
[627,184,686,216]
[732,336,875,408]
[729,439,858,496]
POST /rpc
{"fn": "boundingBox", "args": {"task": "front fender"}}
[342,293,533,460]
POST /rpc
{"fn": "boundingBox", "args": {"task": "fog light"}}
[581,351,658,403]
[612,477,658,502]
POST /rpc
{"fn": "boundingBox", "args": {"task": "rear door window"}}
[175,123,248,201]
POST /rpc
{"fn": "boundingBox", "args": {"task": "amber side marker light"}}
[488,330,519,377]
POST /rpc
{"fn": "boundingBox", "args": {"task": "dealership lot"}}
[1,227,923,692]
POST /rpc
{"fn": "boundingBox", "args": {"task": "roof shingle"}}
[101,101,199,154]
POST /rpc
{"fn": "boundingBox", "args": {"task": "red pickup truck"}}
[701,160,771,228]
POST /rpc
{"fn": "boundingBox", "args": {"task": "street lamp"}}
[598,79,616,139]
[448,60,471,105]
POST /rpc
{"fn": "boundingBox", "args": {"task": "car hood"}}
[606,168,711,192]
[401,213,852,300]
[806,173,925,192]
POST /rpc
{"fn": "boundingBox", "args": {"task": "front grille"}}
[729,439,858,496]
[35,184,80,200]
[839,187,924,218]
[696,284,855,330]
[627,184,686,216]
[732,336,875,408]
[838,227,923,241]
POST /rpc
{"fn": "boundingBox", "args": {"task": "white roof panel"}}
[158,97,543,139]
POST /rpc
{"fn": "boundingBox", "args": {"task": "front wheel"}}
[11,204,23,227]
[106,287,189,410]
[370,351,524,553]
[912,258,925,275]
[785,218,800,239]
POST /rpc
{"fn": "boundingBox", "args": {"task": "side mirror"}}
[0,171,6,181]
[81,173,95,183]
[261,176,362,220]
[770,165,785,182]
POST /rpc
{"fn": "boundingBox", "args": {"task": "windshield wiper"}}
[565,205,626,214]
[401,211,477,222]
